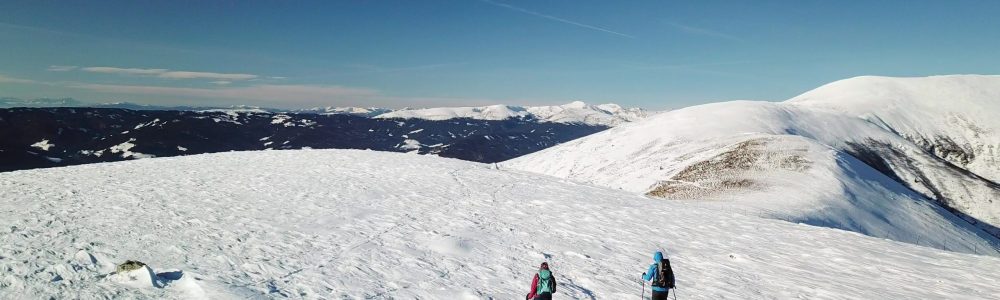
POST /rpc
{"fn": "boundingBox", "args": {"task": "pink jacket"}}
[526,262,554,299]
[526,273,541,299]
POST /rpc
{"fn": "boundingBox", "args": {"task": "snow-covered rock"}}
[505,75,1000,246]
[376,101,648,126]
[1,150,999,299]
[109,263,162,289]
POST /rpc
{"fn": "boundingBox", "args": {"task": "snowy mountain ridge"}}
[788,75,1000,182]
[0,97,86,108]
[505,75,1000,249]
[294,106,395,117]
[0,98,648,126]
[2,149,999,299]
[375,101,649,126]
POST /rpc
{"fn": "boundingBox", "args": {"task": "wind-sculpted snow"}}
[2,150,1000,299]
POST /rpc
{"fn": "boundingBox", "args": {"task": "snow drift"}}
[505,75,1000,251]
[2,150,1000,299]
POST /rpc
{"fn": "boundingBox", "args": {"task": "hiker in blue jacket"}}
[642,251,675,300]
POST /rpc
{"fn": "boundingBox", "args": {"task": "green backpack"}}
[536,270,553,294]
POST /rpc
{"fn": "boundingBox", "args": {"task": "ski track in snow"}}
[1,150,999,299]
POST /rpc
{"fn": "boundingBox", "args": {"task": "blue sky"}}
[2,0,999,110]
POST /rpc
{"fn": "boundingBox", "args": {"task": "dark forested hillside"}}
[0,108,607,172]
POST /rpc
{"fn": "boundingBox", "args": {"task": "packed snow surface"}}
[2,150,1000,299]
[376,101,648,126]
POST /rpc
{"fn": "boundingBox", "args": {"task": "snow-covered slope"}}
[375,101,648,126]
[2,150,1000,299]
[789,75,1000,183]
[505,100,1000,252]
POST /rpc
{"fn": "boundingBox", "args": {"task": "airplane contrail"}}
[479,0,636,39]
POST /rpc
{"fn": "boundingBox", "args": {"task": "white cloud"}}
[68,82,504,108]
[158,71,257,80]
[79,66,259,80]
[72,83,378,106]
[210,81,232,85]
[47,65,79,72]
[0,74,37,84]
[82,67,168,75]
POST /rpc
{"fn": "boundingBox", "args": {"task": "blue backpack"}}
[536,270,554,294]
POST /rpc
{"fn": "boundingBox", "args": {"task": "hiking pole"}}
[672,288,678,300]
[640,273,645,299]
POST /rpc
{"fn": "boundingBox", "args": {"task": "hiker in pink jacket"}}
[526,262,557,300]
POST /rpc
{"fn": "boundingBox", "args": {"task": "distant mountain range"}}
[0,97,262,112]
[0,98,650,127]
[375,101,648,127]
[295,106,395,117]
[0,97,87,107]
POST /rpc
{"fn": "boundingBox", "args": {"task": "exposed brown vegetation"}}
[647,137,812,199]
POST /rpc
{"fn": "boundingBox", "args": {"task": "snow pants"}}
[532,293,553,300]
[651,290,669,300]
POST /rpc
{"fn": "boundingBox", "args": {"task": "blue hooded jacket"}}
[643,251,670,292]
